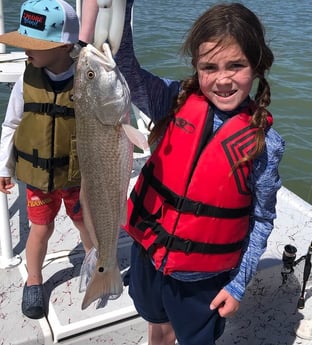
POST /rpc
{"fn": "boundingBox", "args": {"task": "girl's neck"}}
[211,96,251,120]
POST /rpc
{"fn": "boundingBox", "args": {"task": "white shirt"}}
[0,75,23,177]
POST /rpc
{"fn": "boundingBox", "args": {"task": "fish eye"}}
[86,70,95,79]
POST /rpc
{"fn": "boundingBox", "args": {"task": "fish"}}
[74,43,140,310]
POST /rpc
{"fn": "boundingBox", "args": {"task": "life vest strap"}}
[24,103,75,117]
[14,147,69,170]
[139,220,244,254]
[172,195,250,218]
[129,162,155,226]
[141,164,250,219]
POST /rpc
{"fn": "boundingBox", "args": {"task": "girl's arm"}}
[115,0,180,122]
[79,0,99,43]
[223,128,285,301]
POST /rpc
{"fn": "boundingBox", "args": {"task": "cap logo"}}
[21,10,46,32]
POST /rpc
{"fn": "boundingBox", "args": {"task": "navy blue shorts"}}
[128,242,230,345]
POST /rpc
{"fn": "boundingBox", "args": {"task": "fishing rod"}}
[281,241,312,309]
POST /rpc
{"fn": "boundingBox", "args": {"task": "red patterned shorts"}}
[26,186,82,225]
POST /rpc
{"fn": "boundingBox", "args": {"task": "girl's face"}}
[197,40,254,111]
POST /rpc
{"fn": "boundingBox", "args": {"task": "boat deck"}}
[0,155,149,345]
[1,161,312,344]
[218,186,312,345]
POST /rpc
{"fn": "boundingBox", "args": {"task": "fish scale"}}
[74,43,133,310]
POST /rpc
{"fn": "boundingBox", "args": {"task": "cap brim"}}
[0,31,67,50]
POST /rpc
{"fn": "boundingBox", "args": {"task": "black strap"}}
[24,102,75,117]
[138,220,244,254]
[15,148,69,170]
[140,165,249,219]
[171,195,250,218]
[192,106,215,169]
[129,163,155,226]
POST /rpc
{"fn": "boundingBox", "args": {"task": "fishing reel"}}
[281,241,312,309]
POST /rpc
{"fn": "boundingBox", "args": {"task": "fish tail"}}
[81,265,123,310]
[79,247,97,293]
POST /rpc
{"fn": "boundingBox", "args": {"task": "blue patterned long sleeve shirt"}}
[115,0,285,301]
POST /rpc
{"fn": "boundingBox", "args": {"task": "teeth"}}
[216,91,234,97]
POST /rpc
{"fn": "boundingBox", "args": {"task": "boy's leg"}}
[22,188,61,319]
[25,222,54,285]
[62,187,94,253]
[22,221,54,319]
[72,219,93,253]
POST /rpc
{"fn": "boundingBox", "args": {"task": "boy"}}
[0,0,93,319]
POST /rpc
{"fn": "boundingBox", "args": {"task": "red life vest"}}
[125,94,265,274]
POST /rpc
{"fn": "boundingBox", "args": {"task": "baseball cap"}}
[0,0,79,50]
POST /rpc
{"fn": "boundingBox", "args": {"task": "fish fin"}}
[79,247,97,293]
[95,294,109,309]
[122,123,149,151]
[95,289,121,309]
[81,264,123,310]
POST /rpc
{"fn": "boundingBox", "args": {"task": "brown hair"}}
[149,2,274,164]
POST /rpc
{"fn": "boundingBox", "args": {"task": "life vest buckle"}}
[194,202,203,216]
[164,235,175,250]
[175,197,185,212]
[184,240,193,253]
[163,234,193,254]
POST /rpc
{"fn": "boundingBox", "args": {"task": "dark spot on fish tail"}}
[98,267,104,272]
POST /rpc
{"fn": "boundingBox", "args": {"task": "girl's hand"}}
[210,288,240,318]
[0,177,14,194]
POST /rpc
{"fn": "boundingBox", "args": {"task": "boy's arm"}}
[0,76,24,178]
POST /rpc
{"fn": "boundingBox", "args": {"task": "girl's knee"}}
[148,322,176,345]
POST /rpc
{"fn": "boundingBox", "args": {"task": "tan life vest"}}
[14,64,80,192]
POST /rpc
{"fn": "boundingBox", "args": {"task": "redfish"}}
[74,43,144,309]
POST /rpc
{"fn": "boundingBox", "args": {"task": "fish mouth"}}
[87,45,105,58]
[81,43,116,71]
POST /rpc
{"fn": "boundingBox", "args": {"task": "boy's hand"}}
[0,177,14,194]
[210,288,240,318]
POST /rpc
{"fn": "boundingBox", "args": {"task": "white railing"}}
[0,0,5,53]
[0,192,21,268]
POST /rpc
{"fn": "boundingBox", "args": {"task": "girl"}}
[114,1,285,344]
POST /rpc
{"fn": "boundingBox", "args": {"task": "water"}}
[0,0,311,203]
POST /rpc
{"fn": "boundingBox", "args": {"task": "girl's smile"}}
[197,41,254,112]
